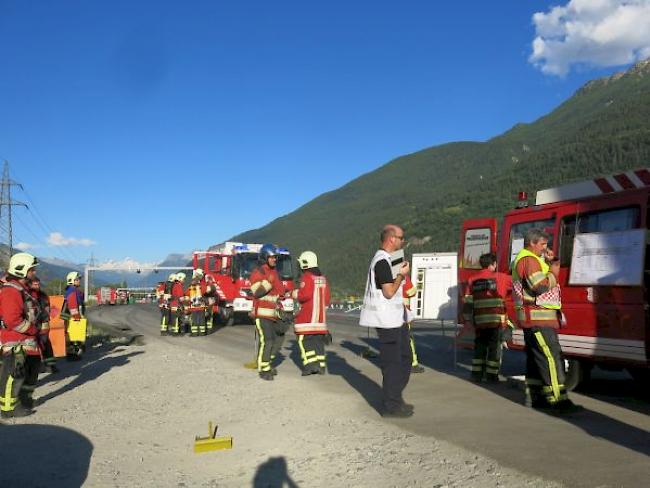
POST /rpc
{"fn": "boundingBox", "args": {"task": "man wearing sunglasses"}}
[360,225,413,418]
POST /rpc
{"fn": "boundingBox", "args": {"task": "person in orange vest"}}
[250,244,289,381]
[292,251,331,376]
[402,276,425,373]
[463,253,511,383]
[0,253,41,418]
[28,276,58,374]
[186,268,208,336]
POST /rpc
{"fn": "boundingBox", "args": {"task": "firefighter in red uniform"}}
[292,251,331,376]
[402,276,425,373]
[463,253,511,383]
[186,268,208,336]
[513,228,582,413]
[170,272,186,335]
[28,276,58,374]
[250,244,289,380]
[157,274,175,336]
[0,253,40,418]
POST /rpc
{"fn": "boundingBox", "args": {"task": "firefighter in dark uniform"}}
[28,276,58,374]
[0,253,41,418]
[292,251,331,375]
[186,268,208,336]
[463,253,511,383]
[513,228,582,414]
[170,273,186,335]
[250,244,289,381]
[158,273,175,336]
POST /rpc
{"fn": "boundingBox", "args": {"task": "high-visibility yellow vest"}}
[512,248,561,311]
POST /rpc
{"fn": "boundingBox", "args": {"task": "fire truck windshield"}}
[276,254,294,280]
[232,253,260,279]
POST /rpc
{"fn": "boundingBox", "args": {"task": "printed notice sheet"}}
[569,229,645,286]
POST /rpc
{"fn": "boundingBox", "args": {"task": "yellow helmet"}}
[298,251,318,270]
[66,271,81,285]
[8,252,39,278]
[176,272,186,282]
[193,268,204,279]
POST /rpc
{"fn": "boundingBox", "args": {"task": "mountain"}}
[231,59,650,295]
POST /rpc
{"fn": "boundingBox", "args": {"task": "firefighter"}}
[186,268,208,336]
[250,244,289,380]
[402,276,425,373]
[0,253,41,418]
[204,273,218,334]
[28,276,58,374]
[513,228,583,414]
[170,272,186,335]
[292,251,331,376]
[63,271,85,360]
[158,274,175,336]
[463,253,511,383]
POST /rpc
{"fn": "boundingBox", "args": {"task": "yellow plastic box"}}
[67,318,88,343]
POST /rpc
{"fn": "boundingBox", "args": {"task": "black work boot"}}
[411,365,425,373]
[259,371,274,381]
[1,406,35,419]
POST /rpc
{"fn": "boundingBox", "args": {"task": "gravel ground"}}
[0,336,562,488]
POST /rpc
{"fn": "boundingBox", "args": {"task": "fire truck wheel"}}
[628,367,650,388]
[564,359,591,391]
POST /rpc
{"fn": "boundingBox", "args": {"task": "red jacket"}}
[0,279,40,354]
[170,282,184,309]
[293,270,330,334]
[464,269,511,329]
[250,264,285,321]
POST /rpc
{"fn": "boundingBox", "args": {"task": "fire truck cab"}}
[458,168,650,389]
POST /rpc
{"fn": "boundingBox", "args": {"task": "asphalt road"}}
[89,304,650,488]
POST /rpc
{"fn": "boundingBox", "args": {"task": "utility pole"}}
[0,161,27,265]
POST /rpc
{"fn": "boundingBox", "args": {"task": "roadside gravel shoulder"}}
[1,333,561,487]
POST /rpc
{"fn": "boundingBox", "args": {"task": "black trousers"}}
[160,307,172,332]
[524,327,569,405]
[191,309,206,335]
[377,323,412,412]
[255,319,288,372]
[472,328,503,380]
[0,350,41,412]
[297,334,326,372]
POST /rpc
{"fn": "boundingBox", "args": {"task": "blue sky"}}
[1,0,649,266]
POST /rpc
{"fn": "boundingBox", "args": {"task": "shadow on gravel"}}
[37,347,145,405]
[327,351,382,414]
[253,456,299,488]
[0,424,92,487]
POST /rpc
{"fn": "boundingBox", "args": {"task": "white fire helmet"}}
[8,252,39,278]
[193,268,204,279]
[66,271,81,285]
[298,251,318,270]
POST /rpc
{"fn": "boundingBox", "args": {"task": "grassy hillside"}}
[233,60,650,296]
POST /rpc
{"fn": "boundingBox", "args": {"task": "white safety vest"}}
[359,250,405,329]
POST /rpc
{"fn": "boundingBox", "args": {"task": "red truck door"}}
[457,218,498,347]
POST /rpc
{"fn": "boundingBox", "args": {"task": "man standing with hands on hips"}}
[360,224,413,418]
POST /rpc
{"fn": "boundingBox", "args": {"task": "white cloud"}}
[15,242,36,251]
[47,232,96,247]
[530,0,650,76]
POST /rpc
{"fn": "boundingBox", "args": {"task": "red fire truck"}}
[96,287,117,305]
[458,168,650,389]
[193,242,296,326]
